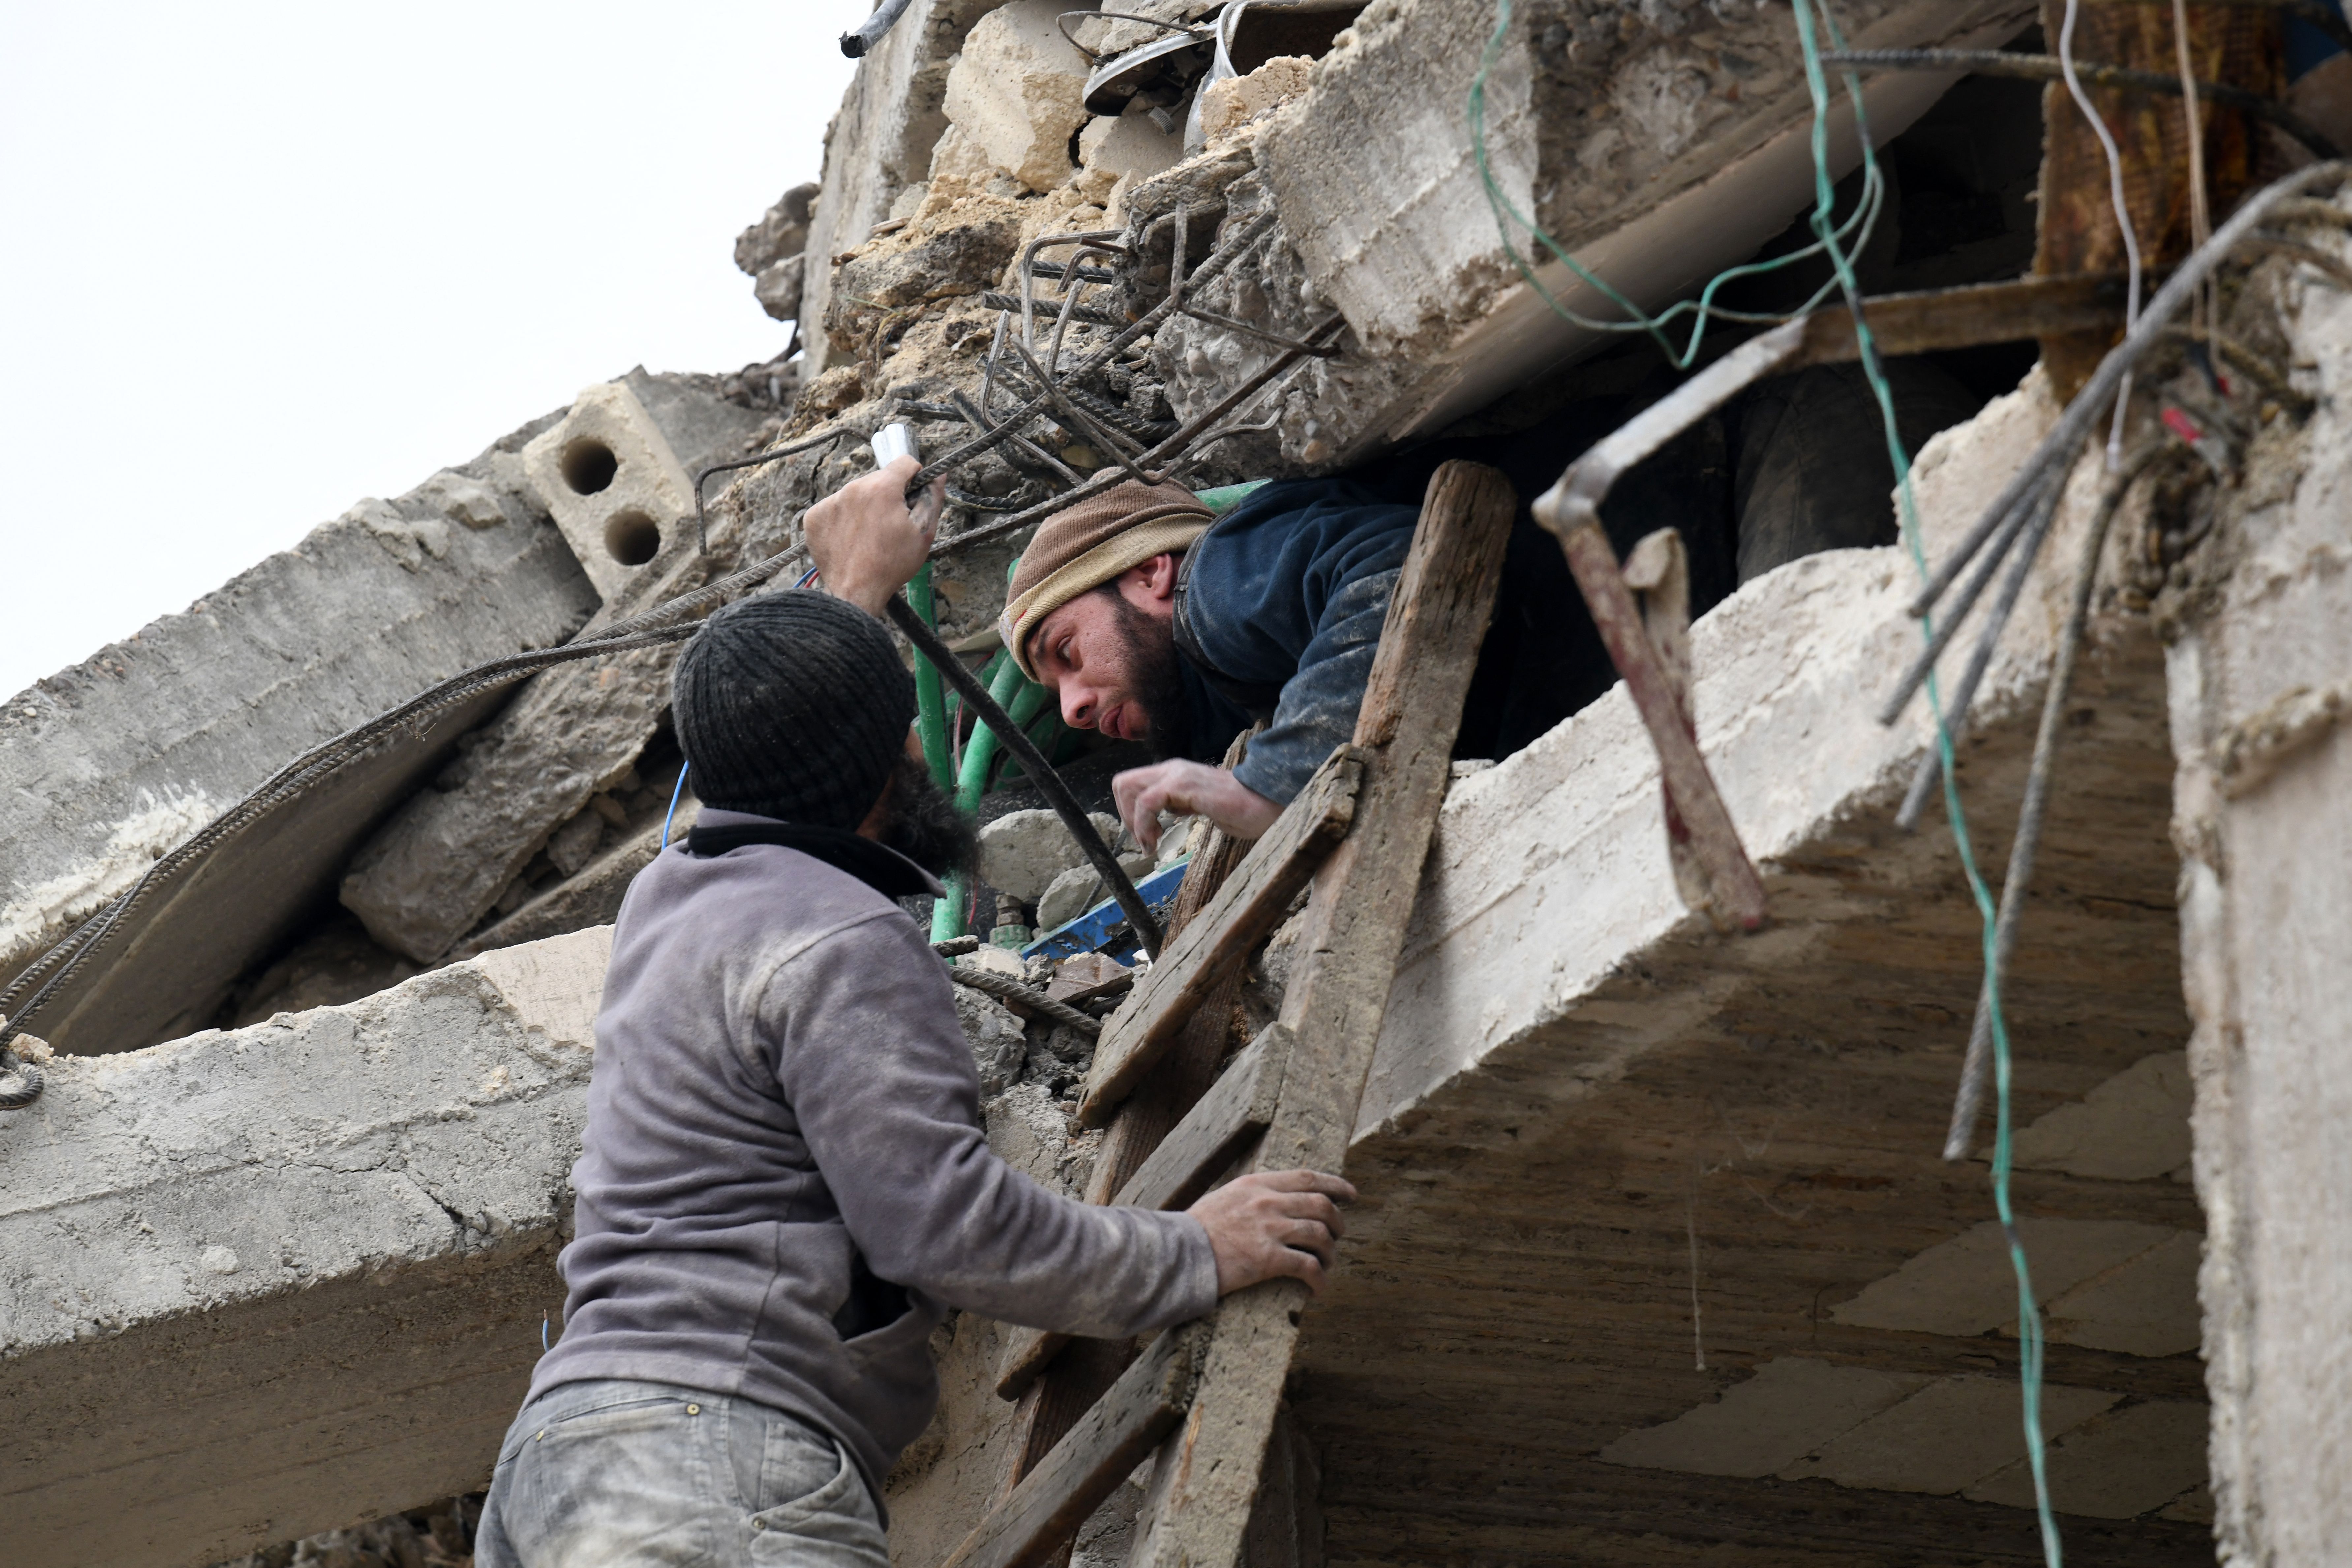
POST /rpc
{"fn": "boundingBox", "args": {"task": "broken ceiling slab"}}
[0,421,598,1047]
[1779,1376,2119,1496]
[1595,1357,1927,1478]
[0,927,608,1568]
[1965,1400,2213,1520]
[1275,368,2211,1561]
[1829,1218,2187,1342]
[1220,0,2037,465]
[1999,1050,2193,1180]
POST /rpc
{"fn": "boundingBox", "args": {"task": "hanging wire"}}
[2170,0,2217,336]
[2060,0,2148,471]
[1785,2,2065,1558]
[1467,0,1888,371]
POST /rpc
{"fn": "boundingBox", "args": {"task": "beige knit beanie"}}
[999,480,1214,679]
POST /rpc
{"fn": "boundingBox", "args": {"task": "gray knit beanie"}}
[672,590,916,830]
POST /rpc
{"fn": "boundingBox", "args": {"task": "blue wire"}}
[662,763,690,849]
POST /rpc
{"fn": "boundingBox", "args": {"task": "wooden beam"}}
[996,1025,1292,1399]
[1790,273,2128,366]
[1124,461,1518,1568]
[1076,749,1363,1129]
[938,1323,1208,1568]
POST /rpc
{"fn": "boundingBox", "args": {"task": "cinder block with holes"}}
[520,381,698,602]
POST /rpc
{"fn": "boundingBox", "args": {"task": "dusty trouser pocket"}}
[478,1381,888,1568]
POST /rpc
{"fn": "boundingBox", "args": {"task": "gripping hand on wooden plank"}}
[1189,1168,1357,1296]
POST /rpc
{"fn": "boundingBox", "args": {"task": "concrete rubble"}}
[6,1,2352,1564]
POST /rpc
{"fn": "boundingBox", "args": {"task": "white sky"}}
[0,0,873,700]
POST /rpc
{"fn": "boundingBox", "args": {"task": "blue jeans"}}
[475,1380,890,1568]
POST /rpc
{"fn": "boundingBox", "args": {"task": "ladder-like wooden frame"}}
[935,460,1518,1568]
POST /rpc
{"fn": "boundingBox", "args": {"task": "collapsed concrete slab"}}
[0,419,598,1021]
[0,927,609,1568]
[1142,0,2036,470]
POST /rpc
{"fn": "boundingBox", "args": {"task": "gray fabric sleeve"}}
[1230,567,1400,804]
[764,914,1219,1338]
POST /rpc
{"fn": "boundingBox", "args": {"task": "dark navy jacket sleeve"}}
[1177,480,1420,803]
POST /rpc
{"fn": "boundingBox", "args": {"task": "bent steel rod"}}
[1531,319,1806,930]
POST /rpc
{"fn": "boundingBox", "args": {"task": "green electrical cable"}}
[933,658,1051,942]
[933,657,1026,942]
[908,564,954,792]
[1467,0,1889,371]
[1785,2,2062,1560]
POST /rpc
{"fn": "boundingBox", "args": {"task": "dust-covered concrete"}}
[2166,231,2352,1568]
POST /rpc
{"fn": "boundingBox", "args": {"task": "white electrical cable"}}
[2060,0,2147,468]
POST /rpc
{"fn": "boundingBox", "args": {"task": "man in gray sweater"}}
[477,459,1351,1567]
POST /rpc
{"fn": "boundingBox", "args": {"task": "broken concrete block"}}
[954,983,1029,1097]
[941,0,1092,193]
[978,808,1123,903]
[0,928,609,1568]
[342,375,765,964]
[754,252,807,322]
[420,469,510,530]
[344,497,452,573]
[1082,100,1184,181]
[1198,54,1313,145]
[519,381,699,604]
[1035,848,1157,932]
[543,808,605,879]
[735,180,819,276]
[455,797,700,961]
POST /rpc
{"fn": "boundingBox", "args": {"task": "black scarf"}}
[683,821,941,900]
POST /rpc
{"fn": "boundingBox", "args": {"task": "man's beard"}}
[1103,589,1192,763]
[877,752,979,878]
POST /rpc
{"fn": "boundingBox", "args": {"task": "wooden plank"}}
[1788,274,2127,367]
[939,1323,1208,1568]
[985,774,1257,1509]
[1113,1024,1289,1212]
[1076,747,1362,1129]
[1124,460,1518,1568]
[995,1025,1290,1400]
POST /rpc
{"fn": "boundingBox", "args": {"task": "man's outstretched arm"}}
[802,456,944,616]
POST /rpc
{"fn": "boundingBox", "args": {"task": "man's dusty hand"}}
[1112,760,1280,851]
[1188,1170,1356,1297]
[802,456,945,616]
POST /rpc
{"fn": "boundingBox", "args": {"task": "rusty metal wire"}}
[944,963,1104,1037]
